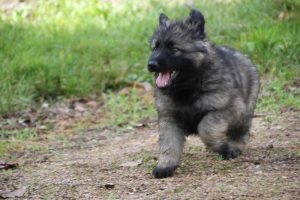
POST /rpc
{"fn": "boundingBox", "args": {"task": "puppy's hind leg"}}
[197,111,246,159]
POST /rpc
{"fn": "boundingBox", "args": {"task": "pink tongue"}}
[156,72,171,87]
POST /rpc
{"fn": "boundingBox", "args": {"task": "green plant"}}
[219,184,226,192]
[104,89,155,127]
[0,0,299,115]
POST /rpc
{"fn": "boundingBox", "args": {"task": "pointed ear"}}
[186,9,205,38]
[159,13,169,27]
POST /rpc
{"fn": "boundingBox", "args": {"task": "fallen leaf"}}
[125,82,152,92]
[253,161,261,165]
[270,125,282,130]
[120,160,142,167]
[131,123,147,128]
[42,103,49,108]
[142,82,152,92]
[0,186,26,198]
[74,103,86,112]
[104,183,115,190]
[86,101,98,108]
[0,162,19,170]
[18,117,31,126]
[278,11,297,20]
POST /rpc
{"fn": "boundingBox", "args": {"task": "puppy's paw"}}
[220,149,242,160]
[152,166,177,179]
[218,144,242,160]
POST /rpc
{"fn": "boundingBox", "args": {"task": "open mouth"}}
[155,71,178,88]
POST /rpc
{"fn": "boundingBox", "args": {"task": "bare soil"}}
[1,104,299,199]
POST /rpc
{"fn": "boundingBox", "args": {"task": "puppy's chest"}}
[155,90,207,134]
[172,104,206,135]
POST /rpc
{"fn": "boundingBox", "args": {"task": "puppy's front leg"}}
[153,118,185,178]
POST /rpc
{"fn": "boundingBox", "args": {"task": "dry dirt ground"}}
[1,104,299,199]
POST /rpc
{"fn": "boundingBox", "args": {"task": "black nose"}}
[148,60,159,72]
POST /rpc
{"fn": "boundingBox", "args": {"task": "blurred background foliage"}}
[0,0,299,115]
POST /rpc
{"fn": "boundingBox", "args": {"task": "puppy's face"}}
[148,10,207,89]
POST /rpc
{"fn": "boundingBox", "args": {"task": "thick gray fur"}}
[148,9,260,178]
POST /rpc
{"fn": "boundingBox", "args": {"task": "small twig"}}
[252,113,268,118]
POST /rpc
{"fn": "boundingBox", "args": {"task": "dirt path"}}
[1,110,300,199]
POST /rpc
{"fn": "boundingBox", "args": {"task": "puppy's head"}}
[148,10,208,89]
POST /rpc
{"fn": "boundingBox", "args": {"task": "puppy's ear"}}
[159,13,169,27]
[186,9,205,38]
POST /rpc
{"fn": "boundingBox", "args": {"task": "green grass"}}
[0,127,45,156]
[0,0,299,156]
[104,88,155,127]
[0,0,299,115]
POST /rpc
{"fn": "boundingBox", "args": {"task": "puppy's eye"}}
[171,47,180,53]
[152,41,160,50]
[167,42,180,53]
